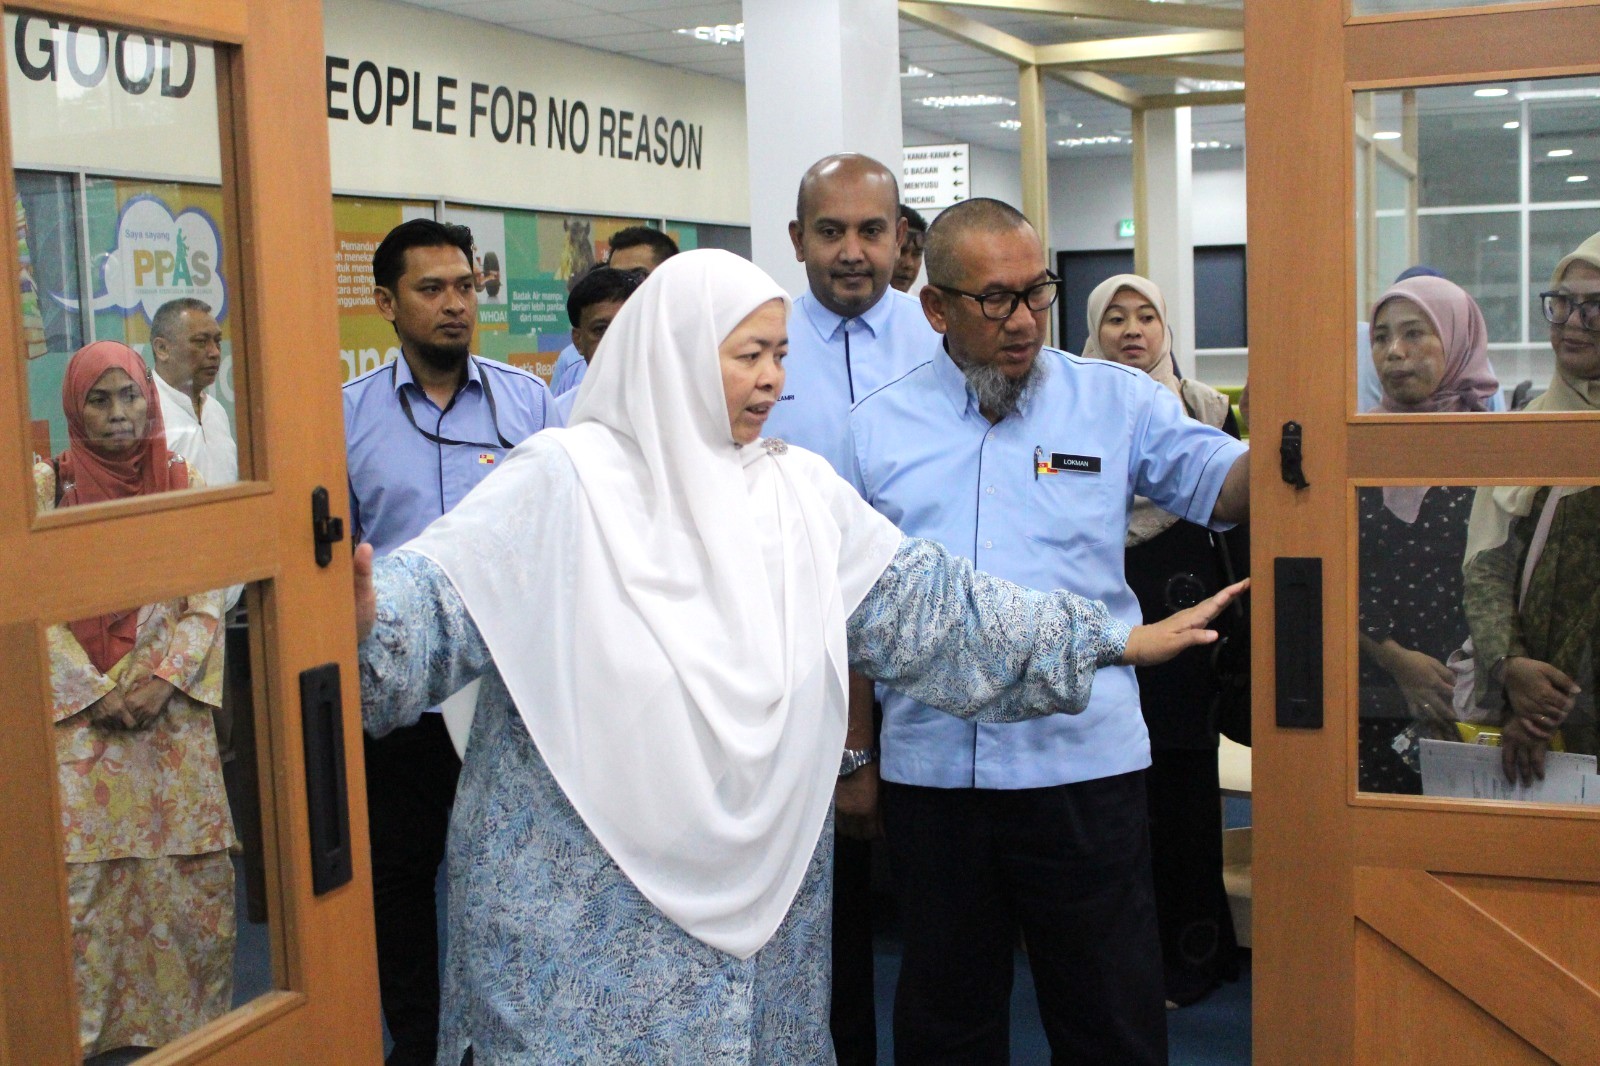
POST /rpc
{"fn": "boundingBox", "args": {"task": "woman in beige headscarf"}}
[1082,274,1246,1007]
[1464,232,1600,787]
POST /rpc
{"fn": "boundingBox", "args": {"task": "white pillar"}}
[742,0,904,296]
[1136,107,1197,376]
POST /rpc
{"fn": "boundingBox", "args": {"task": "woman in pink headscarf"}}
[38,341,236,1059]
[1357,276,1498,794]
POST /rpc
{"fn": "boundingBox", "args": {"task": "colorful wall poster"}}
[333,195,434,383]
[23,176,236,460]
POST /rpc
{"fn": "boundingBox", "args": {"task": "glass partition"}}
[1355,76,1600,414]
[1357,483,1600,806]
[8,13,247,502]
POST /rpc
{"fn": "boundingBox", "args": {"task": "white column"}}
[1136,107,1197,376]
[742,0,903,296]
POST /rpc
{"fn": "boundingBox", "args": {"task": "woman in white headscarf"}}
[1465,232,1600,786]
[1082,274,1245,1007]
[354,250,1240,1064]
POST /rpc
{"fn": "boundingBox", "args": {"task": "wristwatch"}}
[838,745,879,778]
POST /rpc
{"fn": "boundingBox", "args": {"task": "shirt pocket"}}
[1021,457,1124,557]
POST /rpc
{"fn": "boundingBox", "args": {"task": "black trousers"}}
[881,772,1166,1066]
[1145,747,1239,1007]
[365,714,461,1066]
[830,831,877,1065]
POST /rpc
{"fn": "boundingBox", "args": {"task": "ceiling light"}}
[1176,77,1245,93]
[1372,131,1401,140]
[994,119,1021,131]
[1548,148,1575,157]
[675,23,743,45]
[901,62,937,79]
[1569,175,1590,183]
[1056,135,1130,148]
[1473,87,1509,98]
[1517,87,1600,101]
[918,94,1015,109]
[1504,120,1521,129]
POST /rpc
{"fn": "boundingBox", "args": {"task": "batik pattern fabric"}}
[360,539,1126,1066]
[1465,485,1600,756]
[38,462,237,1056]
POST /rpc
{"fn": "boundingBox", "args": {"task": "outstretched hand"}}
[1121,578,1249,668]
[354,543,376,644]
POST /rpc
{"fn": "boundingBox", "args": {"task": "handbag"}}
[1448,487,1569,723]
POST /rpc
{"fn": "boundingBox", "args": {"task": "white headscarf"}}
[405,249,901,958]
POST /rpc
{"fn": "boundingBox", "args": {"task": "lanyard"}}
[392,356,516,450]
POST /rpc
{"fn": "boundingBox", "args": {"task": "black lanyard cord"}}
[393,357,517,450]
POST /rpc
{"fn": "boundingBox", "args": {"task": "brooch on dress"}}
[761,437,789,456]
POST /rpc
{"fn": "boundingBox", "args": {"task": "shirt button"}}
[986,486,995,495]
[984,539,993,549]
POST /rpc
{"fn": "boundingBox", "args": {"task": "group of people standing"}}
[1357,239,1600,794]
[348,151,1250,1066]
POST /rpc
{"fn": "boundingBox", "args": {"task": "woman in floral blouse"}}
[39,341,235,1058]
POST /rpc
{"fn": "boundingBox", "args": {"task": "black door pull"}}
[301,663,353,895]
[1274,558,1323,729]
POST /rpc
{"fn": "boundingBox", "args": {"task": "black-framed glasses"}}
[935,273,1061,321]
[1539,291,1600,332]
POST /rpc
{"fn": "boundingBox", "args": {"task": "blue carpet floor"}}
[870,936,1251,1065]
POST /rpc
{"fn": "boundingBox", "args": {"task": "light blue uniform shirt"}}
[763,288,940,478]
[345,354,560,558]
[550,343,586,397]
[553,384,578,424]
[849,346,1248,789]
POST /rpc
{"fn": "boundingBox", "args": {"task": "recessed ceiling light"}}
[1486,235,1500,241]
[1568,175,1590,183]
[994,119,1021,131]
[1517,87,1600,101]
[1372,131,1401,140]
[917,94,1016,109]
[901,62,937,79]
[1473,87,1509,97]
[674,23,743,45]
[1504,121,1521,129]
[1548,148,1575,157]
[1056,135,1129,148]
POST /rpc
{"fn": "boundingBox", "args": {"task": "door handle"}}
[1274,557,1322,729]
[300,662,353,895]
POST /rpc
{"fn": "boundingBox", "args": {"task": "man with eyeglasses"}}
[343,218,558,1066]
[762,152,941,1066]
[847,198,1249,1065]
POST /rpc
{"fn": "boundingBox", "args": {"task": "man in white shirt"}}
[150,297,238,489]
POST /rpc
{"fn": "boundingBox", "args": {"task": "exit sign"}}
[1117,218,1136,238]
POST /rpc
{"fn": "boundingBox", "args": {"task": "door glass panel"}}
[45,579,279,1060]
[1354,0,1553,14]
[8,13,247,502]
[1355,76,1600,414]
[1357,484,1600,806]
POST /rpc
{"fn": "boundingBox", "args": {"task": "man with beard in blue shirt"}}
[849,199,1249,1064]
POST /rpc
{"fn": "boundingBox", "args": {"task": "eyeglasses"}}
[1539,291,1600,332]
[935,273,1061,321]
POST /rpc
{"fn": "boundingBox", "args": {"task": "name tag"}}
[1036,447,1101,476]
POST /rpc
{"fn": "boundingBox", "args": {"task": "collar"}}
[152,365,201,420]
[798,287,896,344]
[932,341,1051,422]
[390,351,482,396]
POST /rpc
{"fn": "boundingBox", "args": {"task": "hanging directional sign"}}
[901,143,970,212]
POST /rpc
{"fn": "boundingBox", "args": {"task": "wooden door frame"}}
[0,1,380,1062]
[1247,1,1600,1062]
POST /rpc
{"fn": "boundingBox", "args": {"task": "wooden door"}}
[0,1,381,1062]
[1249,1,1600,1063]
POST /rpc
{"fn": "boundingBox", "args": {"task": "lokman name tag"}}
[1035,446,1102,477]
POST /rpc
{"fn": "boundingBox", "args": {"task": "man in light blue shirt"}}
[550,226,679,397]
[761,153,940,1066]
[849,199,1248,1065]
[343,218,557,1066]
[551,266,646,423]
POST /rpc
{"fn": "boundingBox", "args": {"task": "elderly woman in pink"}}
[39,341,235,1059]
